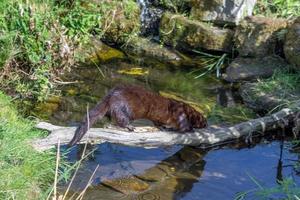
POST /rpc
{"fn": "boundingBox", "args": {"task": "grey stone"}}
[223,56,287,82]
[190,0,257,25]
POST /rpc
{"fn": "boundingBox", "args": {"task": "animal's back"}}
[107,85,169,120]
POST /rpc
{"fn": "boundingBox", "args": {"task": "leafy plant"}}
[208,104,256,124]
[189,50,228,79]
[0,0,140,101]
[254,0,300,18]
[236,175,300,200]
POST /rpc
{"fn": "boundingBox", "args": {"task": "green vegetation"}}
[208,104,256,125]
[190,50,229,79]
[0,0,140,198]
[236,178,300,200]
[254,0,300,18]
[235,68,300,199]
[0,0,140,101]
[155,0,190,14]
[0,91,56,199]
[255,68,300,100]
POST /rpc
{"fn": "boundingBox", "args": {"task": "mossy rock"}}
[223,56,288,82]
[234,16,288,57]
[160,12,234,52]
[123,36,184,66]
[284,17,300,71]
[88,40,125,63]
[33,96,62,119]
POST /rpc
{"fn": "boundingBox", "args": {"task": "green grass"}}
[236,177,300,200]
[255,68,300,99]
[189,50,229,79]
[0,91,57,199]
[0,0,140,102]
[208,104,256,125]
[254,0,300,18]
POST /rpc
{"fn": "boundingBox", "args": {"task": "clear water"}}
[34,53,300,199]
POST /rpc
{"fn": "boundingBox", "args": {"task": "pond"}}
[33,52,300,199]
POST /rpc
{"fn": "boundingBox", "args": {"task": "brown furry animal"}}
[68,85,207,146]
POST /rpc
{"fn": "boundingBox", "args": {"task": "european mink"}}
[68,85,207,146]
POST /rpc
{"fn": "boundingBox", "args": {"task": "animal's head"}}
[184,105,207,129]
[169,99,208,130]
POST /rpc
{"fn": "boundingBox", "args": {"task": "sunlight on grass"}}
[0,91,57,199]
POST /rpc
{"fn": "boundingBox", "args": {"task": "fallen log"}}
[32,101,300,151]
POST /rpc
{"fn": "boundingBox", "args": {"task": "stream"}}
[33,52,300,199]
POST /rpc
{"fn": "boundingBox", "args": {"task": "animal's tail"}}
[68,96,110,147]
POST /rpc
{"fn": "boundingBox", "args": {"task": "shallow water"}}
[34,54,300,199]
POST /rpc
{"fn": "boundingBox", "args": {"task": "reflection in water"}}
[60,136,300,200]
[63,146,207,200]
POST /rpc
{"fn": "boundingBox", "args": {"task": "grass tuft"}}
[255,68,300,99]
[254,0,300,18]
[0,91,57,199]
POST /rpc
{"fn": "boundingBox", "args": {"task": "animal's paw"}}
[126,125,135,132]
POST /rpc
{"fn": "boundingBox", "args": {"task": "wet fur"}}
[68,85,207,146]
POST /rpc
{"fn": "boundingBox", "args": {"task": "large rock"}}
[235,16,288,57]
[160,12,234,52]
[190,0,257,25]
[284,17,300,71]
[123,36,217,68]
[223,56,287,82]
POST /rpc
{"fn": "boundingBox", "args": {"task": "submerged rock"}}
[102,176,149,194]
[223,56,287,82]
[284,17,300,71]
[88,40,125,63]
[123,36,184,66]
[190,0,257,25]
[235,16,288,57]
[160,12,234,52]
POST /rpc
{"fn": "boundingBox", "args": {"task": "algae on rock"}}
[234,16,288,57]
[160,12,234,52]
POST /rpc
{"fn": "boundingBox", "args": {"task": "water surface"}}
[33,54,300,199]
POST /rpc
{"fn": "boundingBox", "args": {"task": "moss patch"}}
[160,12,234,52]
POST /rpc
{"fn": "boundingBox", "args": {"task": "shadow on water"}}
[32,52,300,199]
